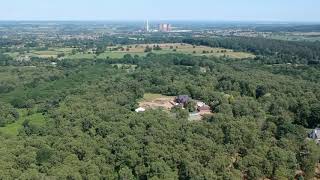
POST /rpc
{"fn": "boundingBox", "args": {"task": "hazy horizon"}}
[1,0,320,22]
[0,20,320,24]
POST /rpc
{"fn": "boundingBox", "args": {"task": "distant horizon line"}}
[0,19,320,24]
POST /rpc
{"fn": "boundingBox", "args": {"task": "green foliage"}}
[0,102,19,127]
[36,147,53,165]
[183,37,320,64]
[1,36,320,179]
[298,142,320,179]
[256,85,268,99]
[186,100,196,112]
[171,106,189,119]
[309,103,320,127]
[144,46,152,53]
[153,45,162,51]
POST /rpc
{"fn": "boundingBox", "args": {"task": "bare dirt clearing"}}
[138,93,175,110]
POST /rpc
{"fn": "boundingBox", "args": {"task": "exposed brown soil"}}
[139,97,175,110]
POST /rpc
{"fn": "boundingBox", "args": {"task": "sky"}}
[0,0,319,22]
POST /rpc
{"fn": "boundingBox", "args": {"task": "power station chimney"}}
[146,19,149,32]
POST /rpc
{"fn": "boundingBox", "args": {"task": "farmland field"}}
[100,43,255,59]
[64,43,255,59]
[5,43,254,60]
[5,48,74,59]
[266,32,320,42]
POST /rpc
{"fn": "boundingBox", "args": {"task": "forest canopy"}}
[0,29,320,179]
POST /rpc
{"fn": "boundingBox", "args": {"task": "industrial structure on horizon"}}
[159,23,172,32]
[145,20,149,32]
[144,20,172,33]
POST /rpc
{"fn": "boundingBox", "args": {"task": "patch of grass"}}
[99,52,147,59]
[138,93,176,111]
[13,43,254,60]
[141,93,174,101]
[50,47,74,53]
[267,33,320,42]
[139,93,175,102]
[112,64,137,72]
[7,43,254,60]
[4,52,20,58]
[27,113,46,126]
[28,50,59,58]
[66,43,255,60]
[66,53,96,59]
[6,47,75,59]
[224,51,256,59]
[0,109,27,136]
[112,64,137,69]
[0,109,46,137]
[188,113,202,121]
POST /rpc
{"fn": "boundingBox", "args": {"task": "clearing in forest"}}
[138,93,176,111]
[5,48,74,59]
[102,43,255,59]
[6,43,254,60]
[0,109,46,137]
[63,43,255,59]
[137,93,213,121]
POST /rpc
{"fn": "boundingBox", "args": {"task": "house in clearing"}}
[175,96,212,116]
[136,94,213,121]
[309,128,320,144]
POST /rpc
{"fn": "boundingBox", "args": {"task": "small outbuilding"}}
[51,62,57,67]
[196,101,211,115]
[135,107,146,112]
[197,105,211,112]
[175,95,189,105]
[309,128,320,144]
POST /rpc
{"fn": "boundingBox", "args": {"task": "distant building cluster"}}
[143,21,172,32]
[159,23,171,32]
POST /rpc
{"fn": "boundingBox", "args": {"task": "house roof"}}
[310,128,320,139]
[135,107,146,112]
[198,105,211,111]
[176,95,189,104]
[197,102,205,107]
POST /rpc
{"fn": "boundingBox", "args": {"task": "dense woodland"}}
[0,33,320,180]
[183,37,320,64]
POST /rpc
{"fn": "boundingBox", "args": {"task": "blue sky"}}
[0,0,319,22]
